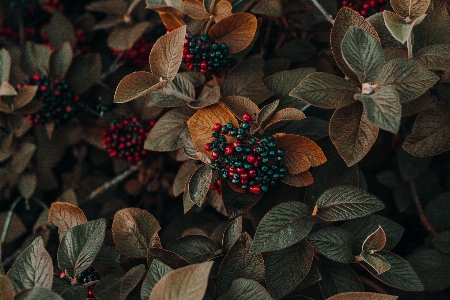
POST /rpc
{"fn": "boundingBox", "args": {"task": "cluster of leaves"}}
[0,0,449,299]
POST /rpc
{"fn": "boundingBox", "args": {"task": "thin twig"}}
[0,197,22,261]
[409,180,438,237]
[310,0,335,24]
[301,104,311,112]
[83,161,144,202]
[360,276,389,295]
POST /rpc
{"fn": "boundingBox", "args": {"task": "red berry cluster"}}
[22,74,84,128]
[341,0,386,17]
[205,113,287,195]
[0,20,37,44]
[113,38,154,66]
[102,117,154,162]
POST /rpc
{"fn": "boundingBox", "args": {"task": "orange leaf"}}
[48,202,87,241]
[159,12,185,30]
[214,0,232,22]
[274,133,326,174]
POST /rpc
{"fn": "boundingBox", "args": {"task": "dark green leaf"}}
[20,42,51,75]
[15,287,64,300]
[222,180,262,218]
[290,72,357,109]
[251,202,315,253]
[308,227,354,263]
[51,277,88,300]
[166,235,221,263]
[0,49,11,83]
[49,42,73,79]
[250,0,281,17]
[144,106,193,151]
[415,44,450,70]
[426,192,450,231]
[317,258,363,298]
[363,251,424,291]
[188,164,213,206]
[40,12,75,47]
[57,219,106,277]
[218,232,265,294]
[265,241,314,299]
[94,264,145,300]
[367,13,405,50]
[190,86,220,108]
[432,231,450,255]
[65,53,101,94]
[217,278,273,300]
[148,74,194,107]
[408,248,450,292]
[315,186,385,221]
[396,148,431,180]
[413,6,450,51]
[342,26,384,83]
[85,0,128,14]
[141,260,172,300]
[147,248,190,269]
[401,90,429,117]
[6,237,53,293]
[257,100,279,125]
[280,117,329,141]
[294,263,322,291]
[223,216,242,252]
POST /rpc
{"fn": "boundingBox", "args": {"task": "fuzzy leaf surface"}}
[308,227,355,263]
[141,260,172,300]
[166,235,220,263]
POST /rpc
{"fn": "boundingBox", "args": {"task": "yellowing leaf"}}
[187,103,238,155]
[208,13,257,53]
[150,261,213,300]
[48,202,87,241]
[274,133,327,174]
[214,0,232,22]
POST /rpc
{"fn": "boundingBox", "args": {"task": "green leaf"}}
[327,292,398,300]
[65,53,101,94]
[391,0,430,19]
[382,11,416,44]
[57,218,106,277]
[190,85,220,108]
[141,260,172,300]
[0,49,11,83]
[223,58,273,104]
[308,227,355,263]
[0,275,14,300]
[432,231,450,255]
[263,68,314,110]
[355,85,401,134]
[217,278,273,300]
[20,42,51,75]
[317,258,363,298]
[408,249,450,292]
[144,106,193,151]
[341,215,404,252]
[49,42,73,79]
[342,26,384,83]
[363,251,424,291]
[265,241,314,299]
[331,7,380,84]
[111,208,161,258]
[289,72,357,109]
[315,186,385,221]
[17,173,36,200]
[6,237,52,293]
[147,248,190,269]
[426,192,450,231]
[148,73,195,107]
[166,235,221,263]
[40,12,75,47]
[257,100,279,125]
[15,287,64,300]
[150,261,213,300]
[222,180,262,218]
[223,216,242,252]
[218,232,265,294]
[360,252,391,275]
[396,148,431,180]
[51,277,88,300]
[413,6,450,51]
[374,58,439,103]
[367,13,406,50]
[150,25,186,80]
[108,22,152,51]
[250,202,315,253]
[294,263,322,291]
[114,72,164,103]
[415,44,450,70]
[403,103,450,156]
[94,264,146,300]
[187,164,212,206]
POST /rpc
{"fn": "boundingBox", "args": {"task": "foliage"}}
[0,0,449,299]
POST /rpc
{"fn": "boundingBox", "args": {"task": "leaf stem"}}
[409,180,437,236]
[406,34,413,59]
[310,0,335,24]
[0,197,22,261]
[83,161,144,202]
[301,104,311,112]
[162,86,195,103]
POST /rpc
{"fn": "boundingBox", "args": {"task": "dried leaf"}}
[114,72,164,103]
[214,0,232,22]
[48,202,87,241]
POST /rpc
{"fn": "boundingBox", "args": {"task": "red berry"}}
[40,85,47,92]
[211,184,218,190]
[204,143,212,151]
[212,151,220,159]
[200,69,208,75]
[249,169,257,178]
[360,9,367,16]
[33,74,40,82]
[246,154,256,163]
[369,0,376,6]
[242,113,252,122]
[216,179,221,186]
[241,179,248,185]
[363,3,369,9]
[88,287,94,298]
[200,61,207,69]
[224,146,234,155]
[236,167,246,174]
[240,173,248,180]
[214,123,222,132]
[233,141,241,147]
[250,185,261,194]
[342,0,348,5]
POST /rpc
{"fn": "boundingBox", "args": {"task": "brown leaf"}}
[274,133,327,174]
[208,13,257,53]
[108,22,152,51]
[13,85,37,110]
[281,171,314,188]
[183,0,210,19]
[159,12,185,30]
[114,72,165,103]
[403,103,450,156]
[187,103,239,156]
[331,7,379,84]
[220,96,259,124]
[150,25,187,80]
[329,102,379,166]
[214,0,232,22]
[0,82,17,97]
[0,275,14,300]
[173,160,199,196]
[48,202,87,241]
[263,108,306,130]
[362,225,387,252]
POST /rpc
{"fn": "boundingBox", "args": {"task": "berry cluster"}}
[76,266,100,284]
[113,38,154,66]
[0,20,37,44]
[205,113,287,194]
[182,33,235,76]
[102,117,154,162]
[23,74,84,127]
[341,0,386,16]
